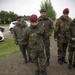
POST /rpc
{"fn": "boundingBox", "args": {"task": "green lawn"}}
[0,24,9,26]
[0,38,19,58]
[50,31,54,39]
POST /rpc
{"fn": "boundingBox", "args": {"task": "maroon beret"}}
[30,14,38,22]
[63,8,69,14]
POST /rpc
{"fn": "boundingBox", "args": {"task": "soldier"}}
[54,8,71,65]
[38,9,54,66]
[68,18,75,69]
[24,14,47,75]
[13,16,30,63]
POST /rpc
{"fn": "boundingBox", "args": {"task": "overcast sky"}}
[0,0,75,19]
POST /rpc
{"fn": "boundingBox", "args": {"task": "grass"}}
[0,24,9,26]
[50,31,54,39]
[0,38,19,58]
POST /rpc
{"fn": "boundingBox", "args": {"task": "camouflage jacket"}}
[23,25,45,51]
[38,16,54,38]
[13,22,28,45]
[54,16,71,43]
[68,19,75,47]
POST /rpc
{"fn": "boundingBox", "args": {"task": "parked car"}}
[0,30,4,42]
[9,21,17,33]
[0,27,4,32]
[0,27,4,42]
[9,21,30,33]
[25,21,31,26]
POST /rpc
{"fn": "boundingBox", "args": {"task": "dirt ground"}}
[0,40,75,75]
[0,26,75,75]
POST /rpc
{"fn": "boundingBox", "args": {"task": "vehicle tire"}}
[0,36,4,42]
[10,28,13,34]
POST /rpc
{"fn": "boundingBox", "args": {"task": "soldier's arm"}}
[45,19,54,38]
[69,22,75,40]
[64,18,72,41]
[22,28,29,44]
[13,27,18,45]
[64,22,71,40]
[48,19,54,37]
[49,19,54,36]
[54,19,60,39]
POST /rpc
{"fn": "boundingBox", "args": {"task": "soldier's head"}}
[17,16,23,25]
[40,9,47,17]
[30,14,38,26]
[63,8,69,18]
[73,18,75,22]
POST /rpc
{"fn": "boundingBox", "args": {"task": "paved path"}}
[0,40,75,75]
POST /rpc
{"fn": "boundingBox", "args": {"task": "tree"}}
[9,11,18,21]
[0,19,2,24]
[0,11,18,24]
[24,15,30,20]
[40,0,56,21]
[8,18,12,23]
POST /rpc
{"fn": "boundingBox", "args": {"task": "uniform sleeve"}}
[54,19,60,39]
[49,19,54,36]
[13,27,18,45]
[68,22,74,40]
[46,19,54,38]
[22,28,29,44]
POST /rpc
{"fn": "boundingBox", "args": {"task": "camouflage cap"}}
[40,9,46,13]
[17,16,22,21]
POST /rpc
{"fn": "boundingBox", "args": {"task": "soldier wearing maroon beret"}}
[24,14,47,75]
[54,8,72,65]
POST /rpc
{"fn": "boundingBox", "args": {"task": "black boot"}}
[58,58,63,65]
[41,70,47,75]
[29,57,32,62]
[35,69,40,75]
[24,57,28,63]
[68,60,72,69]
[62,57,67,64]
[73,62,75,68]
[46,58,49,66]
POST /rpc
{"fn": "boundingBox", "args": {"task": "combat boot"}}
[35,69,40,75]
[24,57,28,63]
[42,71,47,75]
[29,57,32,62]
[62,57,67,64]
[68,60,72,69]
[73,62,75,68]
[58,58,63,65]
[46,58,49,66]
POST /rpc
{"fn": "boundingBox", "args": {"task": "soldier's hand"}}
[54,39,57,42]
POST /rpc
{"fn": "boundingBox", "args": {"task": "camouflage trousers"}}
[19,44,31,60]
[44,37,50,59]
[68,47,75,62]
[57,42,68,59]
[30,49,46,71]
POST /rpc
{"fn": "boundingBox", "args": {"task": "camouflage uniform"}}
[68,19,75,69]
[24,25,46,72]
[13,21,30,63]
[38,16,54,65]
[54,16,71,64]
